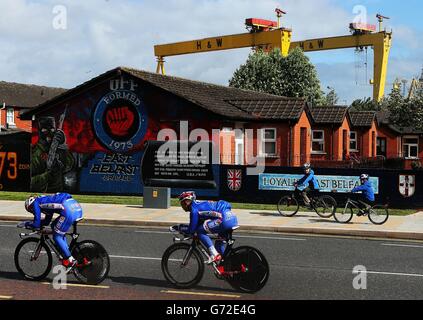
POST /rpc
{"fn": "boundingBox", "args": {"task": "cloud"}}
[0,0,420,105]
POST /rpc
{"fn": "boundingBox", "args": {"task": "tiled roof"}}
[226,99,306,120]
[123,68,307,121]
[21,67,307,122]
[0,81,66,108]
[309,105,348,125]
[348,111,376,128]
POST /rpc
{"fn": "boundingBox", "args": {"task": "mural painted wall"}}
[30,74,221,195]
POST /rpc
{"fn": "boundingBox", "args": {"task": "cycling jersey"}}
[30,193,83,259]
[180,200,238,255]
[297,169,320,190]
[352,180,375,202]
[184,200,233,235]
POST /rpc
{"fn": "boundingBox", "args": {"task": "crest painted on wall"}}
[399,175,416,198]
[93,90,148,153]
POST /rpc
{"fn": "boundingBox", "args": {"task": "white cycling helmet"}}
[24,196,36,213]
[360,174,369,180]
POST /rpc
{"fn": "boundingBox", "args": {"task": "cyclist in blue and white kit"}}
[24,193,83,269]
[175,191,239,264]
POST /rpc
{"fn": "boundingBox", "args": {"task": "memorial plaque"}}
[141,140,217,189]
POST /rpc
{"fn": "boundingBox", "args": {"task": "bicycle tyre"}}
[368,205,389,225]
[71,240,110,285]
[14,237,53,281]
[277,196,299,217]
[314,195,337,218]
[161,243,204,289]
[334,203,354,224]
[224,246,269,293]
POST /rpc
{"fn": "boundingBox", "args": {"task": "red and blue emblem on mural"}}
[227,169,242,191]
[93,90,148,153]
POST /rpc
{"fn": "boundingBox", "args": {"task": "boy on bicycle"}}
[294,163,320,207]
[175,191,239,264]
[24,193,83,269]
[351,174,375,216]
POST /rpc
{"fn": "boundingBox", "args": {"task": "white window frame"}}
[6,108,15,125]
[260,128,277,157]
[311,130,325,154]
[403,135,419,159]
[350,131,358,152]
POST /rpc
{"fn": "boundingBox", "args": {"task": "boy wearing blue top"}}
[351,174,375,215]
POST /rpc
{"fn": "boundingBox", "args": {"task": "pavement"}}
[1,200,423,240]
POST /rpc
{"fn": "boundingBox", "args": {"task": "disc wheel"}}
[224,246,269,293]
[71,240,110,285]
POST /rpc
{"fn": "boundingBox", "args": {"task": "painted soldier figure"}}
[30,117,75,193]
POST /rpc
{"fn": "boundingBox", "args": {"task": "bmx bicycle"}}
[333,198,389,225]
[277,188,337,218]
[14,219,110,285]
[161,225,269,293]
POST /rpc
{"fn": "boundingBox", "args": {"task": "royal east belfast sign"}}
[259,174,379,194]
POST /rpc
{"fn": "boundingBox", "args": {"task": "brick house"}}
[347,110,378,160]
[307,105,351,164]
[0,81,66,133]
[376,111,423,168]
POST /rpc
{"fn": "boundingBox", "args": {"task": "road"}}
[0,222,423,300]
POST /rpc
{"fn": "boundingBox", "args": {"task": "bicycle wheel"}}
[368,205,389,225]
[71,240,110,285]
[224,246,269,293]
[333,204,354,224]
[277,196,299,217]
[314,195,337,218]
[14,237,52,281]
[161,243,204,289]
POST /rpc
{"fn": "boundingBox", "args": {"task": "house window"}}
[403,136,419,159]
[261,128,277,156]
[6,108,14,125]
[377,137,387,157]
[311,130,325,153]
[350,131,358,151]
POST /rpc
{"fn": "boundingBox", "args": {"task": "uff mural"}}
[25,67,223,195]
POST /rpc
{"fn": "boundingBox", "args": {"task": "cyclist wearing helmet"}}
[176,191,238,264]
[351,174,375,215]
[24,193,83,269]
[294,163,320,207]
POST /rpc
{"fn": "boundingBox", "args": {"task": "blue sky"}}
[0,0,421,104]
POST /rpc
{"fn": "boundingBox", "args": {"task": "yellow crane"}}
[154,10,392,102]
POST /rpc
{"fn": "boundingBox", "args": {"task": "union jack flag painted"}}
[227,169,242,192]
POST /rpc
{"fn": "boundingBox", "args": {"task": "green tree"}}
[350,97,382,111]
[384,82,423,131]
[229,48,324,103]
[323,87,339,105]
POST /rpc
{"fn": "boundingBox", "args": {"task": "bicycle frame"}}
[19,223,81,261]
[173,232,237,276]
[344,198,368,214]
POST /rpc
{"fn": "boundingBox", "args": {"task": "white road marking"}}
[382,243,423,249]
[42,282,109,289]
[134,230,306,241]
[0,225,16,228]
[363,271,423,278]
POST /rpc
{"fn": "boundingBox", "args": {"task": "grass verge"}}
[0,191,417,216]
